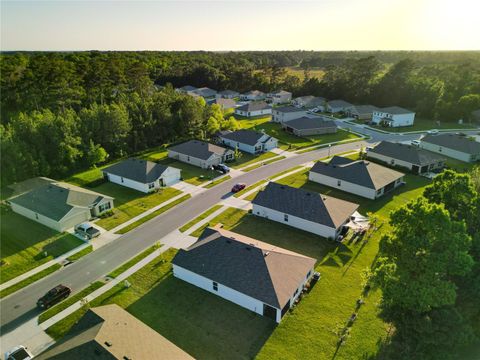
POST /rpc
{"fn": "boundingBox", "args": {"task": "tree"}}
[85,140,108,167]
[458,94,480,121]
[206,116,220,135]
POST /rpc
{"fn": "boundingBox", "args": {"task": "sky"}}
[1,0,479,51]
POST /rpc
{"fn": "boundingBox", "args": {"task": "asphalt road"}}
[3,123,476,332]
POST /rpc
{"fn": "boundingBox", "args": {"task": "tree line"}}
[1,51,479,185]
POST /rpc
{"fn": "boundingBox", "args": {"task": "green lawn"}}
[229,151,278,169]
[0,210,83,284]
[179,205,224,233]
[235,115,272,128]
[204,176,231,189]
[108,243,161,278]
[66,245,92,262]
[93,184,182,230]
[352,117,477,133]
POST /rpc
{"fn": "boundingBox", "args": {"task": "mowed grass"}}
[94,184,182,230]
[229,151,278,169]
[204,176,231,189]
[179,204,224,233]
[0,210,83,283]
[236,115,272,129]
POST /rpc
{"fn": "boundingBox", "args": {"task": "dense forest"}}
[1,51,480,185]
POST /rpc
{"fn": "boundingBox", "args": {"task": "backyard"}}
[0,209,83,283]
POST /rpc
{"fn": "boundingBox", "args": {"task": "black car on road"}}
[37,284,71,309]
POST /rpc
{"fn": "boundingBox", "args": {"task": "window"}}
[284,214,289,222]
[99,202,111,213]
[148,182,155,189]
[337,180,341,186]
[212,282,218,291]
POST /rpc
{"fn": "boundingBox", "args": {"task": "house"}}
[234,101,272,118]
[252,182,359,239]
[218,129,278,154]
[309,156,405,199]
[325,100,353,113]
[168,140,234,168]
[36,304,193,360]
[420,134,480,163]
[271,106,308,123]
[282,116,338,136]
[371,106,415,127]
[345,105,379,120]
[8,178,114,232]
[176,85,197,94]
[292,96,326,110]
[267,90,292,105]
[172,226,316,323]
[103,158,181,193]
[216,90,240,99]
[191,87,217,99]
[214,98,236,111]
[367,141,446,174]
[240,90,266,101]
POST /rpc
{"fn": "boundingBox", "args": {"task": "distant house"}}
[367,141,445,174]
[216,90,240,99]
[292,96,326,110]
[36,304,193,360]
[191,87,217,99]
[271,106,308,123]
[168,140,234,168]
[309,156,405,199]
[345,105,379,120]
[234,101,272,117]
[420,134,480,163]
[214,98,236,111]
[172,226,316,323]
[240,90,266,101]
[8,178,114,232]
[267,90,292,105]
[218,129,278,154]
[325,100,354,114]
[282,116,338,137]
[103,158,181,193]
[176,85,197,94]
[371,106,415,127]
[252,182,359,239]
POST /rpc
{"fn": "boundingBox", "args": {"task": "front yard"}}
[0,209,83,283]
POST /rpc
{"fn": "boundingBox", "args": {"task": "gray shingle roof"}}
[350,105,378,114]
[379,106,414,115]
[328,100,353,109]
[192,87,217,98]
[172,226,316,309]
[269,90,291,96]
[310,156,405,190]
[274,106,307,113]
[178,85,197,92]
[218,90,239,96]
[243,90,265,96]
[421,134,480,155]
[369,141,445,166]
[252,182,358,228]
[104,158,176,184]
[169,140,231,160]
[9,182,112,221]
[220,129,272,146]
[236,101,271,112]
[284,117,337,131]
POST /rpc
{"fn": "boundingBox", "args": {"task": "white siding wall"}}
[372,112,415,127]
[271,110,307,123]
[221,138,256,154]
[106,173,150,193]
[169,150,223,168]
[161,167,182,186]
[235,108,272,117]
[308,172,377,199]
[420,142,474,162]
[367,153,414,171]
[252,204,338,238]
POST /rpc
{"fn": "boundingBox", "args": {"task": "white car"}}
[427,129,439,135]
[411,140,421,146]
[5,346,33,360]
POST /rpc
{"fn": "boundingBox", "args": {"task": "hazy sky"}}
[1,0,479,51]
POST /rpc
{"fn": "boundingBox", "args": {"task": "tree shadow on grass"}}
[127,275,276,360]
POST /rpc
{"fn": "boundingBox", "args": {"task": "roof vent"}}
[104,341,112,347]
[264,251,270,257]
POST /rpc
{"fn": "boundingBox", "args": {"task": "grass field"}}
[236,115,271,129]
[285,66,325,81]
[1,210,83,284]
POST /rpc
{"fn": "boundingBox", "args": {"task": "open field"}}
[0,210,83,283]
[285,66,325,80]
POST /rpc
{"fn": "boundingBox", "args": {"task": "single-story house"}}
[371,106,415,127]
[216,90,240,99]
[345,105,379,120]
[367,141,446,174]
[36,304,193,360]
[325,100,354,114]
[8,178,114,232]
[309,156,405,199]
[420,134,480,163]
[168,140,234,168]
[271,106,308,123]
[191,87,217,99]
[214,98,236,111]
[176,85,197,94]
[172,226,317,323]
[234,101,272,117]
[267,90,292,105]
[103,158,181,193]
[282,116,338,136]
[240,90,266,101]
[292,96,326,110]
[218,129,278,154]
[252,182,359,239]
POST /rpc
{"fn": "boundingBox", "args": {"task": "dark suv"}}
[212,164,230,174]
[37,284,71,309]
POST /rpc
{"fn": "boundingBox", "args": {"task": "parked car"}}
[231,183,246,193]
[427,129,439,135]
[5,346,33,360]
[74,222,101,239]
[212,163,230,174]
[411,140,421,146]
[37,284,71,309]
